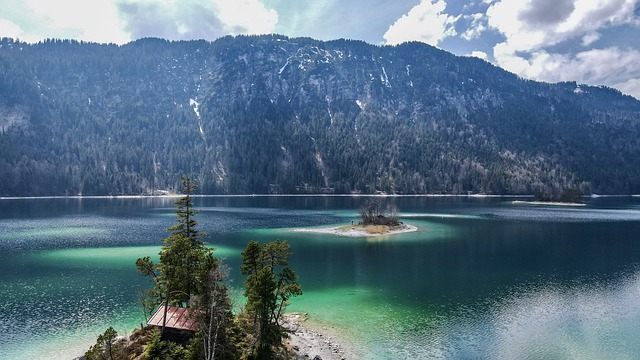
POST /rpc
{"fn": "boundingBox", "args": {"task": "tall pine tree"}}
[136,176,211,337]
[240,240,302,359]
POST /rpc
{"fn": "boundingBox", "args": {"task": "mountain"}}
[1,35,639,196]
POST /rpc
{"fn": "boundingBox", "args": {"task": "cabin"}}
[147,305,197,344]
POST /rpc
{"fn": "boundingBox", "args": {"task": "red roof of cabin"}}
[147,305,197,331]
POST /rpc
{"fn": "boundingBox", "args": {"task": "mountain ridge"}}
[1,34,639,196]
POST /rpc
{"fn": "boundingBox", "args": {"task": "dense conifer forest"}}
[1,35,639,196]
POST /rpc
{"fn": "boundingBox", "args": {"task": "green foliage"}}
[241,240,302,359]
[136,177,212,323]
[146,327,188,360]
[135,176,239,359]
[560,189,583,203]
[160,177,210,306]
[135,256,157,277]
[168,176,203,240]
[535,188,583,203]
[84,326,118,360]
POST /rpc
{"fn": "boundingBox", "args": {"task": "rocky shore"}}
[283,313,355,360]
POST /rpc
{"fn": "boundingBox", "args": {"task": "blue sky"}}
[1,0,639,98]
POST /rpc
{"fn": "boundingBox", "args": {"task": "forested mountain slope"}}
[1,35,639,196]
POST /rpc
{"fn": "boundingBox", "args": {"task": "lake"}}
[1,195,640,359]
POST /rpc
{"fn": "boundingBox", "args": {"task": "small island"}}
[513,188,586,206]
[294,199,418,237]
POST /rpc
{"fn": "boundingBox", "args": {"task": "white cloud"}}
[487,0,639,53]
[495,46,640,99]
[212,0,278,35]
[468,50,489,60]
[116,0,277,42]
[461,13,487,40]
[0,0,278,44]
[615,78,640,99]
[487,0,640,99]
[492,42,532,75]
[383,0,459,46]
[581,32,601,46]
[24,0,129,44]
[0,19,24,39]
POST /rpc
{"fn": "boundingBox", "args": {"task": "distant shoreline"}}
[1,194,638,200]
[512,200,586,207]
[0,194,530,200]
[292,223,418,237]
[2,194,510,200]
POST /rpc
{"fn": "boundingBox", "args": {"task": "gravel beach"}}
[283,313,356,360]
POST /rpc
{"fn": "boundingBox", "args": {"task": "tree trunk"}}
[161,285,171,340]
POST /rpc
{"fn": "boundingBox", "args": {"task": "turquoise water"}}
[1,196,640,359]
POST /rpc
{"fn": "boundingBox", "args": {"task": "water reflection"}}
[482,270,640,359]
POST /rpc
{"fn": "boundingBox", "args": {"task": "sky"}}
[1,0,639,99]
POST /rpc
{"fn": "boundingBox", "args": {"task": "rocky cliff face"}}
[1,35,639,196]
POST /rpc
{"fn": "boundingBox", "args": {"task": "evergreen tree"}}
[84,327,119,360]
[240,240,302,359]
[136,176,211,338]
[145,327,188,359]
[168,176,202,241]
[136,176,238,359]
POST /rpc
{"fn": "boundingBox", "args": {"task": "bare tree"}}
[359,198,401,226]
[191,255,237,360]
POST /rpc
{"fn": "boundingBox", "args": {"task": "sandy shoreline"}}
[292,223,418,237]
[283,313,356,360]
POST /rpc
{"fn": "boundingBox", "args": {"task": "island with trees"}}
[513,188,586,206]
[294,198,417,238]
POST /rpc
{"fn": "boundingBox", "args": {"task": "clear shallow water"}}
[1,196,640,359]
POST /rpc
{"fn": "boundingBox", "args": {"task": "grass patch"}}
[337,224,398,234]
